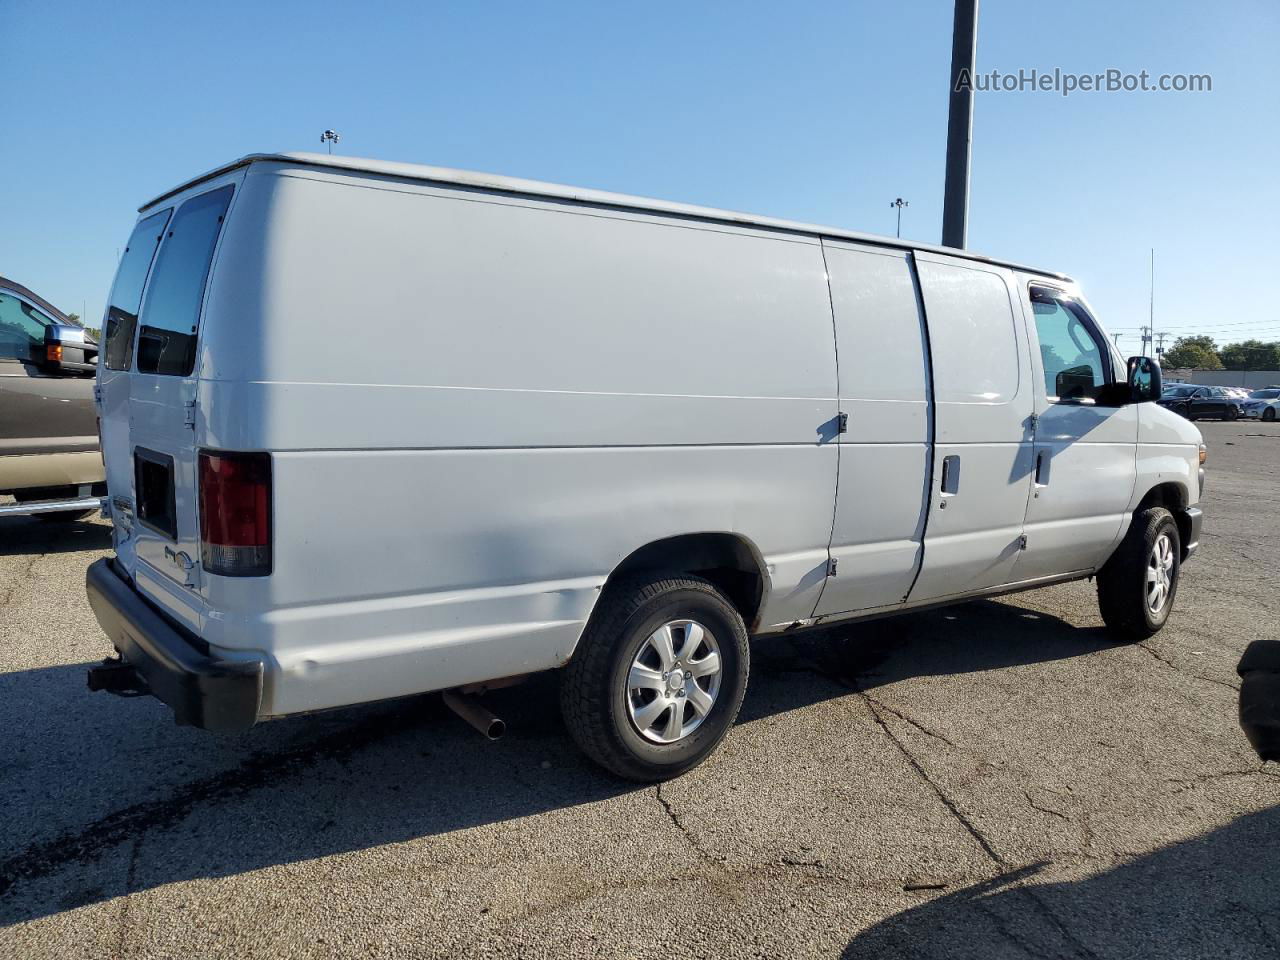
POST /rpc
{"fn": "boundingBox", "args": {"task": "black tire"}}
[1224,405,1239,421]
[1097,507,1181,642]
[1264,408,1277,423]
[560,575,749,782]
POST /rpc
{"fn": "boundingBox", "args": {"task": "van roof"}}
[143,152,1073,282]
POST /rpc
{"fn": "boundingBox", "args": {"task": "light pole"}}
[942,0,979,249]
[890,198,909,238]
[321,129,341,155]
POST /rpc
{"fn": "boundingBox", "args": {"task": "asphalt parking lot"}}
[2,420,1278,959]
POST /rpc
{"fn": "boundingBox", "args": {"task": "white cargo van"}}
[86,153,1205,780]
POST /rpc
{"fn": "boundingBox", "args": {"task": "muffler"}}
[442,690,505,740]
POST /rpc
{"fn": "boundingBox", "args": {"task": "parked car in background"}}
[0,277,105,520]
[1157,384,1245,421]
[1223,386,1253,402]
[1241,388,1280,422]
[84,153,1204,781]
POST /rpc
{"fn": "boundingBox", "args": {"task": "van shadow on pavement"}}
[0,515,112,557]
[0,598,1116,928]
[842,804,1280,959]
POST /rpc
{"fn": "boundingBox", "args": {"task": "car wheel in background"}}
[560,575,749,781]
[1225,405,1239,421]
[1264,408,1277,422]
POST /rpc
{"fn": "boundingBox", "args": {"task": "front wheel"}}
[560,575,749,781]
[1097,507,1181,642]
[1225,405,1239,421]
[1264,408,1277,423]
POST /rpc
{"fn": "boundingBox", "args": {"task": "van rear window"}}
[136,185,233,376]
[103,209,171,370]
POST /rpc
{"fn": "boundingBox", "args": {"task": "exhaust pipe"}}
[442,690,505,740]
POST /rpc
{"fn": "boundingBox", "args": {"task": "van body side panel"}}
[813,241,930,616]
[212,446,835,715]
[198,167,838,716]
[908,255,1035,601]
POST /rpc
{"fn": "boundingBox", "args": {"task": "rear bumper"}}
[85,558,263,732]
[1183,505,1203,560]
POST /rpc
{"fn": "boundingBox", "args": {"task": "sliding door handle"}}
[1034,450,1049,487]
[940,455,961,495]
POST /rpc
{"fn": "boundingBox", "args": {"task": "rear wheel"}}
[1097,507,1181,642]
[560,575,749,781]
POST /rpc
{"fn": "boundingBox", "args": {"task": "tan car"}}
[0,276,104,520]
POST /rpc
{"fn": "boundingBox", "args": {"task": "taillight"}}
[47,343,63,363]
[198,451,271,576]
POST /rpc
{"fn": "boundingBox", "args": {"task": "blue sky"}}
[3,0,1276,357]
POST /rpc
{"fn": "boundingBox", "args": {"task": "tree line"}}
[1161,336,1280,371]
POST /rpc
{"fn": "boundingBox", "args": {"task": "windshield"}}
[1164,386,1197,398]
[1250,389,1280,399]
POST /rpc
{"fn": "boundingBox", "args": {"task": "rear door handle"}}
[940,455,961,495]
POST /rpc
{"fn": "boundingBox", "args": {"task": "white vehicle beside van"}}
[86,153,1206,780]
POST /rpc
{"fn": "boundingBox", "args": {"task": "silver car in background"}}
[1241,388,1280,422]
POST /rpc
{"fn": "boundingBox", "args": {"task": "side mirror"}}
[41,324,98,375]
[1127,355,1162,403]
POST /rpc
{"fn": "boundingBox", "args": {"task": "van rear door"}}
[98,180,237,614]
[99,209,170,564]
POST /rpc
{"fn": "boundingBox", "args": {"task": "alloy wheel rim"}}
[626,619,722,744]
[1146,533,1175,615]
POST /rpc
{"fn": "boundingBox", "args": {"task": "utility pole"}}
[321,129,341,154]
[1154,331,1170,359]
[1140,325,1153,357]
[942,0,979,249]
[1149,248,1155,334]
[1111,332,1123,350]
[890,198,910,238]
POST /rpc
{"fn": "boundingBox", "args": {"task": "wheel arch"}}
[1134,481,1193,558]
[575,533,769,654]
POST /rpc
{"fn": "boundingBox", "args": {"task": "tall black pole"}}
[942,0,979,249]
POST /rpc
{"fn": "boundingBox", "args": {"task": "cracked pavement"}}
[2,420,1278,958]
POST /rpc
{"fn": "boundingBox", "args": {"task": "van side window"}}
[0,292,53,362]
[103,209,171,371]
[1030,291,1109,401]
[136,185,233,376]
